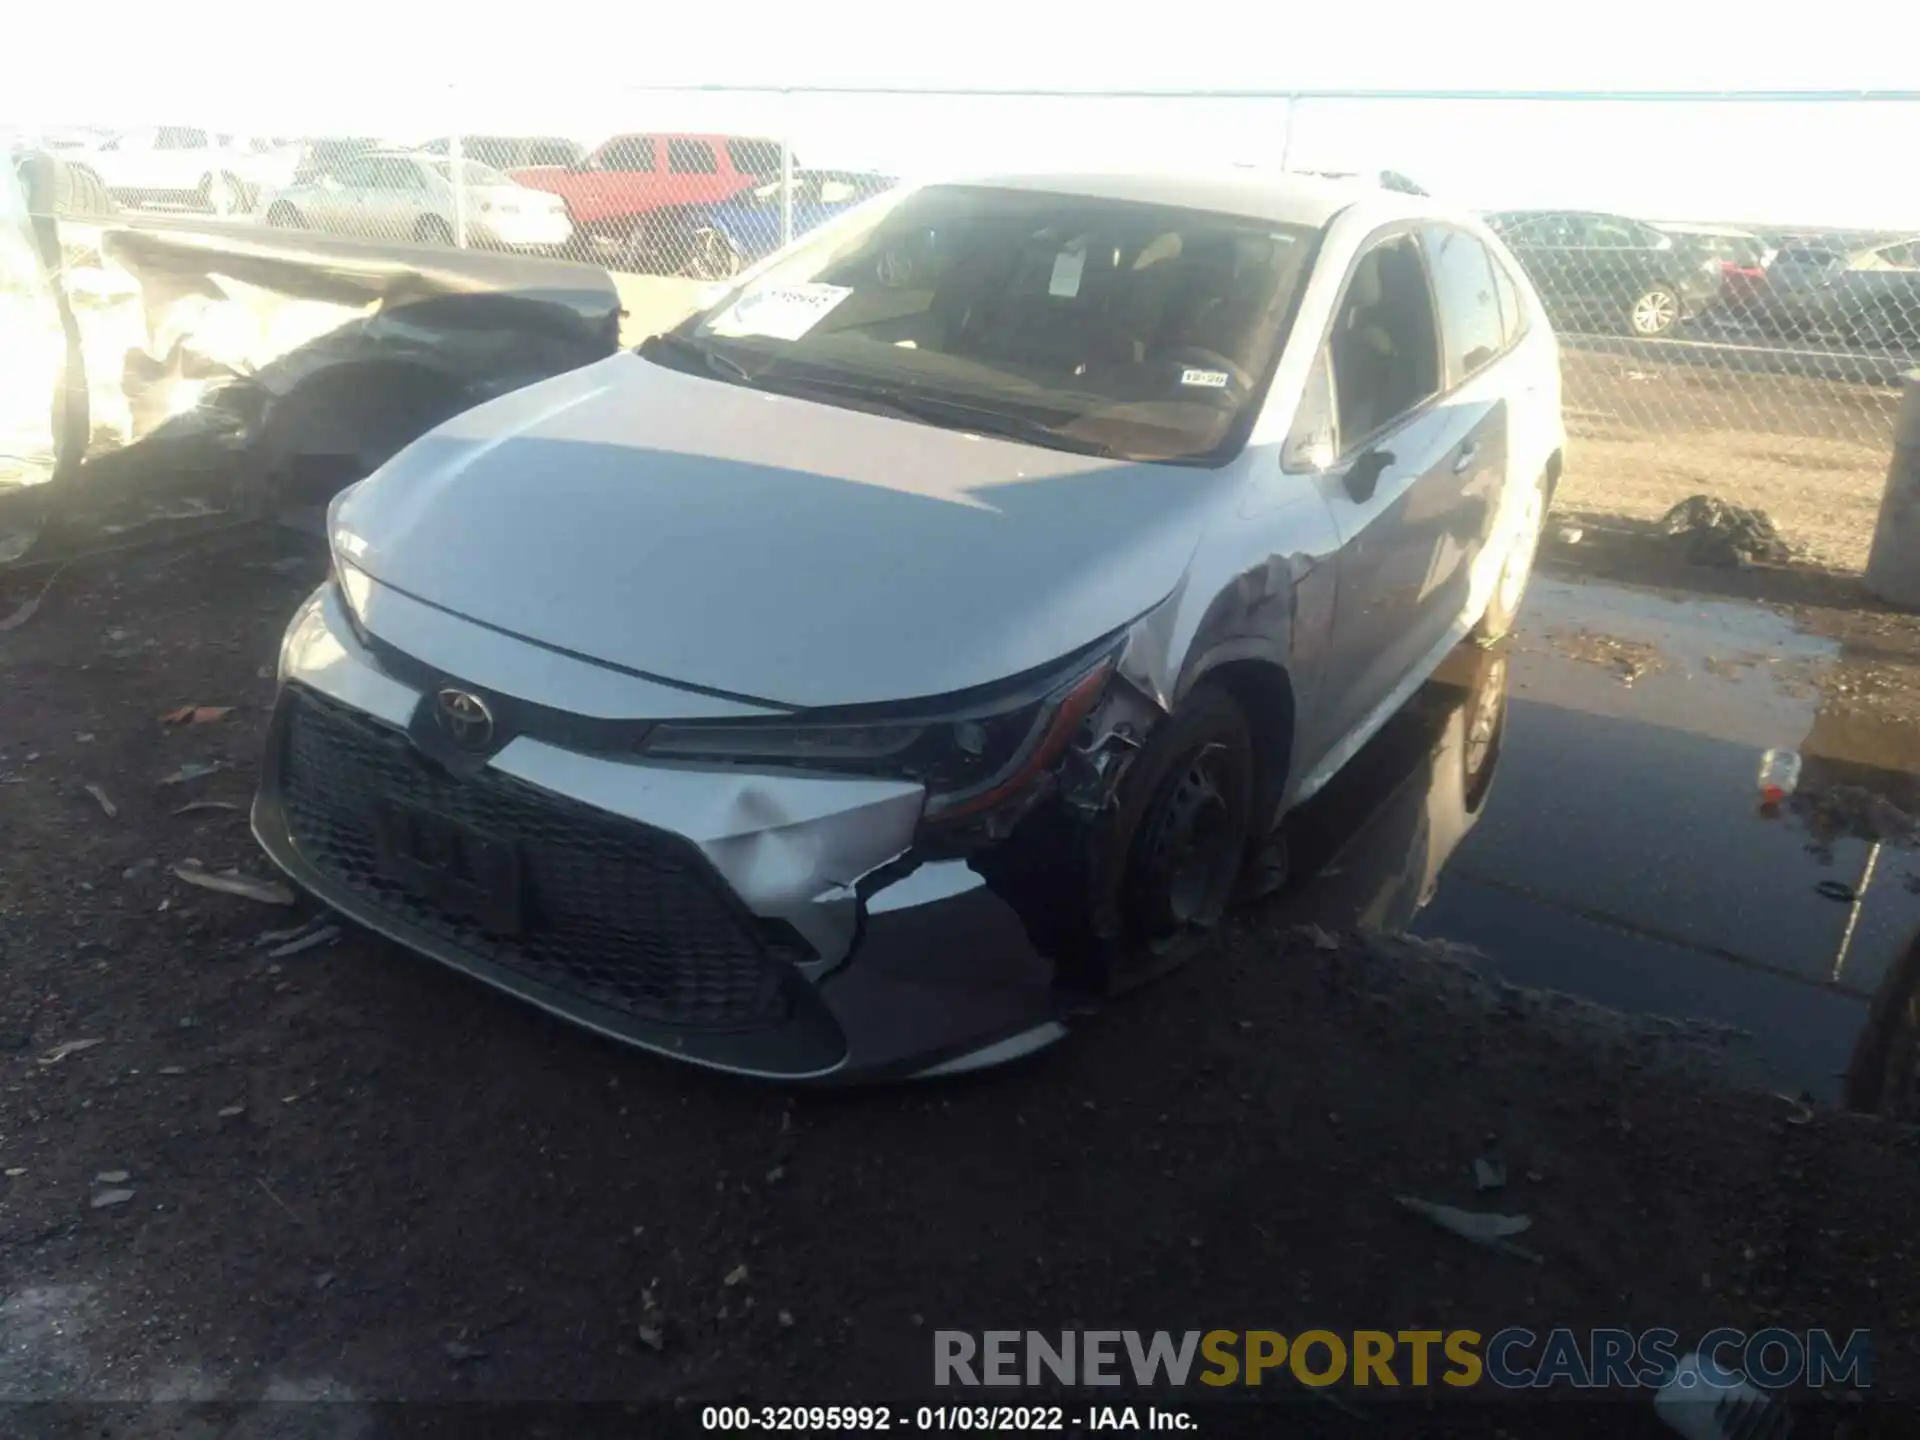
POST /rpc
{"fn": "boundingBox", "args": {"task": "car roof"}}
[932,170,1437,230]
[1651,221,1759,238]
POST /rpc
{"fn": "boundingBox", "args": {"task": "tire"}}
[1844,933,1920,1119]
[1460,651,1510,814]
[197,171,238,216]
[1627,284,1680,337]
[266,202,304,229]
[686,225,741,280]
[15,152,118,219]
[1026,683,1256,993]
[414,215,454,246]
[1475,471,1549,645]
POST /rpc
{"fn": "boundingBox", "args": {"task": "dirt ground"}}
[1555,350,1905,574]
[5,534,1920,1438]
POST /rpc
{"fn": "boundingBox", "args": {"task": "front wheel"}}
[1045,683,1257,992]
[1628,285,1680,337]
[1475,472,1549,645]
[686,226,741,280]
[414,214,454,246]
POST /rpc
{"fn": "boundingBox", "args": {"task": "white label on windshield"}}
[1180,368,1231,389]
[1048,249,1085,298]
[706,283,852,341]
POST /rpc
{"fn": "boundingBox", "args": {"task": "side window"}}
[1581,217,1642,249]
[1513,215,1575,247]
[599,136,655,172]
[1328,234,1442,447]
[528,139,580,166]
[668,139,718,175]
[1422,227,1507,380]
[726,138,783,178]
[1488,251,1527,348]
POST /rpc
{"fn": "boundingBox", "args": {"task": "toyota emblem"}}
[434,687,495,752]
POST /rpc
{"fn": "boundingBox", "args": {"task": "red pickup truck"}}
[512,133,784,270]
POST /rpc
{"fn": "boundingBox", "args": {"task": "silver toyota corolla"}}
[253,171,1566,1082]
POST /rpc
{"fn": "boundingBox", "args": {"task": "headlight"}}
[643,653,1116,823]
[326,484,372,645]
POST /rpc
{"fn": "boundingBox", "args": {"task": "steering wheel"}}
[1160,347,1254,393]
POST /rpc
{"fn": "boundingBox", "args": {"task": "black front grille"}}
[277,686,794,1031]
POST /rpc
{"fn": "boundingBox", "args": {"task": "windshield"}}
[659,184,1317,465]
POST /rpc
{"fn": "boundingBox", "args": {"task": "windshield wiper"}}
[639,331,757,386]
[755,374,1125,459]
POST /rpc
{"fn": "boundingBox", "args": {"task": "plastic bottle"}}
[1757,748,1802,806]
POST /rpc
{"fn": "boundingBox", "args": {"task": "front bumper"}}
[252,585,1065,1083]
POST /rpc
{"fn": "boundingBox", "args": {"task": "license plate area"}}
[373,800,525,936]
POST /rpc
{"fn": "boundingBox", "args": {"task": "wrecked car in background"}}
[259,172,1567,1082]
[0,149,621,572]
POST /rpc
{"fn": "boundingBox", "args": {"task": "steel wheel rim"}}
[1632,290,1676,335]
[1464,655,1508,782]
[693,228,736,279]
[1133,743,1239,941]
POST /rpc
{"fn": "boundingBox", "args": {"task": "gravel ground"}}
[1554,349,1905,574]
[4,535,1920,1440]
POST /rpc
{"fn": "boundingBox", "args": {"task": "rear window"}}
[727,139,784,177]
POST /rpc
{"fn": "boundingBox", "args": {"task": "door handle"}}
[1452,442,1479,475]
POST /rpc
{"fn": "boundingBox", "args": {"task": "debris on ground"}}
[160,705,235,726]
[1555,525,1585,546]
[1658,495,1794,567]
[172,799,245,816]
[723,1264,749,1287]
[159,760,225,786]
[83,783,118,818]
[1395,1195,1544,1264]
[217,1104,245,1118]
[442,1340,487,1364]
[1473,1157,1507,1191]
[90,1189,136,1209]
[95,1170,131,1184]
[170,862,296,906]
[267,925,341,959]
[1542,627,1663,685]
[37,1038,104,1066]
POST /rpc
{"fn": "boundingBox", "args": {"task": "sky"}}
[8,0,1915,229]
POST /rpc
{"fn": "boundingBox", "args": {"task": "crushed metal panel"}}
[3,196,621,570]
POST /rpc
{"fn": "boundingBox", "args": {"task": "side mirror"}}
[1344,448,1395,504]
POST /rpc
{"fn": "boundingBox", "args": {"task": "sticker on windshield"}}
[1179,368,1231,389]
[707,283,853,341]
[1049,249,1085,298]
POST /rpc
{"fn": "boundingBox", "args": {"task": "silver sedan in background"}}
[262,150,573,251]
[255,171,1566,1082]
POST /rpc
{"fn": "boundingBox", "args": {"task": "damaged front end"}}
[1,150,621,573]
[258,559,1176,1081]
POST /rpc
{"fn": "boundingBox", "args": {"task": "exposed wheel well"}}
[1191,659,1295,839]
[1544,447,1564,503]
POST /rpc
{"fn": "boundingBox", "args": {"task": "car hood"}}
[334,352,1238,709]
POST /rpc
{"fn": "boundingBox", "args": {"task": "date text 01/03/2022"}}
[699,1405,1198,1431]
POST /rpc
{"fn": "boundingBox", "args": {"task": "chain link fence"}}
[22,90,1920,572]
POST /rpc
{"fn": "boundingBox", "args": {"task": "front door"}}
[1304,231,1481,758]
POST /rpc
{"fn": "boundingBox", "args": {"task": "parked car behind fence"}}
[1483,209,1723,338]
[510,133,785,271]
[681,169,896,278]
[264,151,573,252]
